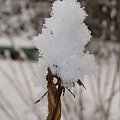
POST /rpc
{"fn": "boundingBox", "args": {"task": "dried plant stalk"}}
[46,68,62,120]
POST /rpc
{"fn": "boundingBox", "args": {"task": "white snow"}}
[0,60,47,120]
[33,0,97,87]
[0,58,119,120]
[0,37,34,48]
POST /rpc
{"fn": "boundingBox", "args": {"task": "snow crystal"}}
[33,0,97,88]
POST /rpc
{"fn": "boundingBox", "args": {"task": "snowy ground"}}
[0,60,47,120]
[0,37,33,48]
[0,56,119,120]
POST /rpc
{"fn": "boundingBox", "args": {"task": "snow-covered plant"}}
[33,0,97,119]
[33,0,97,88]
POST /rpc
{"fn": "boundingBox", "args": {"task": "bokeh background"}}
[0,0,120,120]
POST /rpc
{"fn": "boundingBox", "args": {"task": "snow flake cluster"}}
[33,0,97,88]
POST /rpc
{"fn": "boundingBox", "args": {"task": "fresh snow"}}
[0,60,46,120]
[33,0,97,87]
[0,37,34,48]
[0,58,119,120]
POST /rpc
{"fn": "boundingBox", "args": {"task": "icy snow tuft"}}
[33,0,97,88]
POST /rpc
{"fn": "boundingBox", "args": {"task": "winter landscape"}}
[0,0,120,120]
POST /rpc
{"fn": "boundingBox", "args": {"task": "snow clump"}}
[33,0,97,88]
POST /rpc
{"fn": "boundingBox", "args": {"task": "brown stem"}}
[46,68,62,120]
[49,84,63,120]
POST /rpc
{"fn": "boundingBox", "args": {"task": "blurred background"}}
[0,0,120,120]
